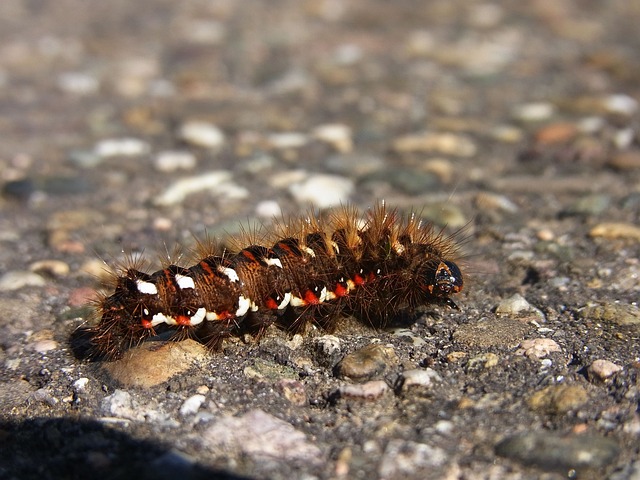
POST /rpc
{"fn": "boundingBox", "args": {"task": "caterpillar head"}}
[421,260,463,308]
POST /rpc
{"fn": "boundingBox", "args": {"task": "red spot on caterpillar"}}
[265,297,279,310]
[334,283,348,297]
[82,203,465,360]
[303,289,320,305]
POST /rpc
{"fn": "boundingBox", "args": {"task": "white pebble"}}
[179,394,206,416]
[289,174,354,208]
[0,271,46,291]
[604,94,638,116]
[74,378,90,392]
[154,150,197,172]
[94,138,150,158]
[29,260,70,276]
[267,132,309,149]
[312,123,353,152]
[588,359,623,380]
[401,368,442,389]
[496,293,544,320]
[339,380,389,399]
[316,335,342,357]
[32,339,59,353]
[179,121,225,149]
[57,72,99,94]
[255,200,282,218]
[516,338,562,359]
[513,102,556,122]
[154,170,248,206]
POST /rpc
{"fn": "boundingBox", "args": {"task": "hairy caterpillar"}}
[83,203,464,360]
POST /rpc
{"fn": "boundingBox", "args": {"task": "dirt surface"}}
[1,1,639,479]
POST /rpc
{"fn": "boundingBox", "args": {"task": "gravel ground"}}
[1,1,639,479]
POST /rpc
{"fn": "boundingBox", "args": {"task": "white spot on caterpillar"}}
[152,312,174,326]
[176,274,195,289]
[302,247,316,258]
[219,266,239,283]
[277,292,291,310]
[143,308,149,316]
[290,295,306,307]
[325,290,337,301]
[206,311,220,321]
[136,280,158,295]
[319,286,328,303]
[190,307,206,326]
[235,295,252,317]
[346,279,356,291]
[264,257,283,268]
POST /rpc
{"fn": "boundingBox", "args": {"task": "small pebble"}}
[580,303,640,326]
[255,200,282,218]
[400,368,442,390]
[534,122,577,145]
[289,173,354,208]
[178,121,225,149]
[179,394,206,416]
[103,339,208,388]
[475,192,519,213]
[201,409,323,464]
[335,344,397,381]
[467,353,500,369]
[367,167,439,195]
[393,131,477,157]
[496,293,544,320]
[496,431,620,472]
[418,203,467,228]
[154,150,197,172]
[325,153,385,177]
[29,260,70,277]
[588,359,623,381]
[266,132,309,149]
[73,378,89,392]
[0,271,46,291]
[276,379,307,406]
[563,194,611,216]
[527,384,589,414]
[57,71,100,94]
[490,124,523,143]
[516,338,562,359]
[608,151,640,171]
[32,339,59,353]
[94,138,150,158]
[153,170,247,206]
[536,229,555,241]
[378,440,447,478]
[30,388,58,406]
[603,93,638,116]
[312,123,353,152]
[590,222,640,240]
[338,380,390,400]
[513,102,555,122]
[102,389,143,421]
[613,128,634,149]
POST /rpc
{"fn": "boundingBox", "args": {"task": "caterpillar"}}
[84,203,464,360]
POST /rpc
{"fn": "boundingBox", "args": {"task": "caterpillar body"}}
[87,204,464,360]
